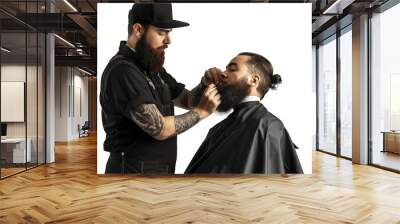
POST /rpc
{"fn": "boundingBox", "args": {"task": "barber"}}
[100,3,221,174]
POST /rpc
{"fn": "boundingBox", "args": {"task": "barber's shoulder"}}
[112,56,139,70]
[109,59,145,78]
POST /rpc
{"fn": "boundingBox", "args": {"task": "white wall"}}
[55,67,89,141]
[97,3,313,174]
[1,65,33,138]
[76,72,89,125]
[55,66,68,141]
[72,71,89,138]
[1,64,46,163]
[1,65,27,155]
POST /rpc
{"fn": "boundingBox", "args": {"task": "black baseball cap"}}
[128,3,189,29]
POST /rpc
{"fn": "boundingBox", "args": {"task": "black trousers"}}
[105,152,174,174]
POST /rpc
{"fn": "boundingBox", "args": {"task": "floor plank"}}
[1,134,400,223]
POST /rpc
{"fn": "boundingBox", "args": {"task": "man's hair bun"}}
[271,74,282,89]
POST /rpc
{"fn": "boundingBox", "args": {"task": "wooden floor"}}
[0,167,26,178]
[1,163,45,178]
[372,151,400,171]
[1,134,400,223]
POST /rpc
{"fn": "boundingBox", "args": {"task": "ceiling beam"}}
[322,0,356,14]
[55,55,96,71]
[67,13,97,40]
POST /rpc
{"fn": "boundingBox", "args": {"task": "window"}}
[370,2,400,171]
[0,1,47,179]
[318,35,337,155]
[339,27,352,158]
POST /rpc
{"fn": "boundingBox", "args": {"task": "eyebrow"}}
[156,28,172,33]
[226,62,238,69]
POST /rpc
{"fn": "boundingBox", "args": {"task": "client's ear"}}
[248,73,260,87]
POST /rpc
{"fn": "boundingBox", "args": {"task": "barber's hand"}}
[193,84,221,119]
[202,67,223,86]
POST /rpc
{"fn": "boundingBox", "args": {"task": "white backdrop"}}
[97,3,313,174]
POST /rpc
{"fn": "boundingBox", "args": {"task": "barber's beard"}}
[216,78,250,112]
[135,36,166,73]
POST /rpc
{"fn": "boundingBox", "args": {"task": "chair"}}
[79,121,90,138]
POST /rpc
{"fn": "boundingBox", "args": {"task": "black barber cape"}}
[185,101,303,174]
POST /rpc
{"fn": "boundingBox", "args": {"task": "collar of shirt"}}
[240,96,261,104]
[128,47,136,53]
[118,41,135,60]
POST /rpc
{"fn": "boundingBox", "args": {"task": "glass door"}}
[370,3,400,171]
[339,27,352,158]
[317,35,337,155]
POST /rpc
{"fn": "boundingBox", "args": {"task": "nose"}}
[220,70,228,79]
[164,33,171,45]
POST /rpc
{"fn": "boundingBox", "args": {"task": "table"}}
[381,131,400,154]
[1,138,32,164]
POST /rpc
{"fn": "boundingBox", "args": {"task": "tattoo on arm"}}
[174,110,201,135]
[129,104,200,139]
[129,104,164,137]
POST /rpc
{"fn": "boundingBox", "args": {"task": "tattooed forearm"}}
[129,104,164,137]
[174,110,201,135]
[129,104,201,140]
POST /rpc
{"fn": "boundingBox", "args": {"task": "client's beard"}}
[135,35,165,73]
[216,78,250,112]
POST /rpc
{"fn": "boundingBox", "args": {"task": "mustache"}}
[216,81,229,92]
[158,45,168,50]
